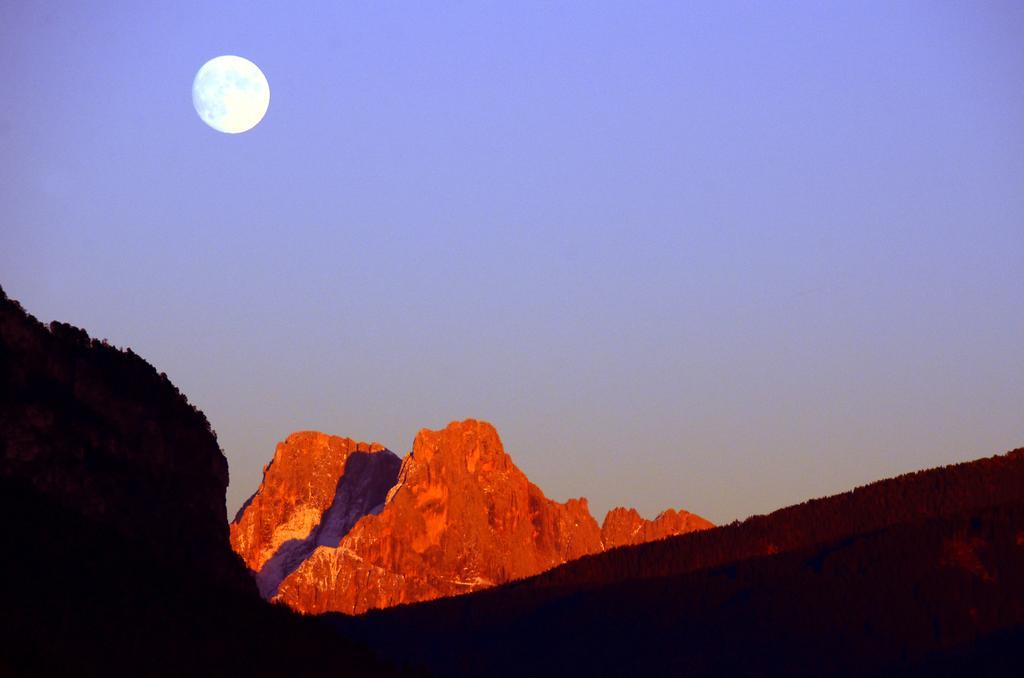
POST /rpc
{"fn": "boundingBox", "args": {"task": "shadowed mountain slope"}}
[332,446,1024,677]
[525,446,1024,592]
[0,286,389,676]
[230,432,402,597]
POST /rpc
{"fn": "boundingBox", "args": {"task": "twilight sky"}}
[2,1,1022,525]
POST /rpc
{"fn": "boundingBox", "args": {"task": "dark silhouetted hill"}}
[0,286,389,676]
[333,447,1024,676]
[513,445,1024,593]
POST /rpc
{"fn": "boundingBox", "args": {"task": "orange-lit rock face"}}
[274,419,604,614]
[236,419,713,615]
[601,506,714,550]
[229,432,400,597]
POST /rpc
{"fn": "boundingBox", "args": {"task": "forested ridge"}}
[520,446,1024,591]
[334,447,1024,676]
[0,287,389,676]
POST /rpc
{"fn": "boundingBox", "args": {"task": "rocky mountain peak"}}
[230,432,401,597]
[230,418,712,615]
[231,419,710,615]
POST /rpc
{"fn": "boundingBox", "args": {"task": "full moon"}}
[192,55,270,134]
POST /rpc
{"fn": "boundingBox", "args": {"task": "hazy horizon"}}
[3,1,1022,525]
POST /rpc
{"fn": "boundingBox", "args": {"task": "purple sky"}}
[2,2,1022,524]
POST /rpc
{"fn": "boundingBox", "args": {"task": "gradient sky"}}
[2,1,1022,525]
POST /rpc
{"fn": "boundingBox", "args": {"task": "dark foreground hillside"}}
[522,446,1024,593]
[335,449,1024,677]
[0,287,388,676]
[0,478,389,676]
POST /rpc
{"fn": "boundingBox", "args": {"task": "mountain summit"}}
[230,432,401,598]
[233,418,712,614]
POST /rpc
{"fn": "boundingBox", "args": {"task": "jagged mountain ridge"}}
[233,418,713,614]
[601,505,714,549]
